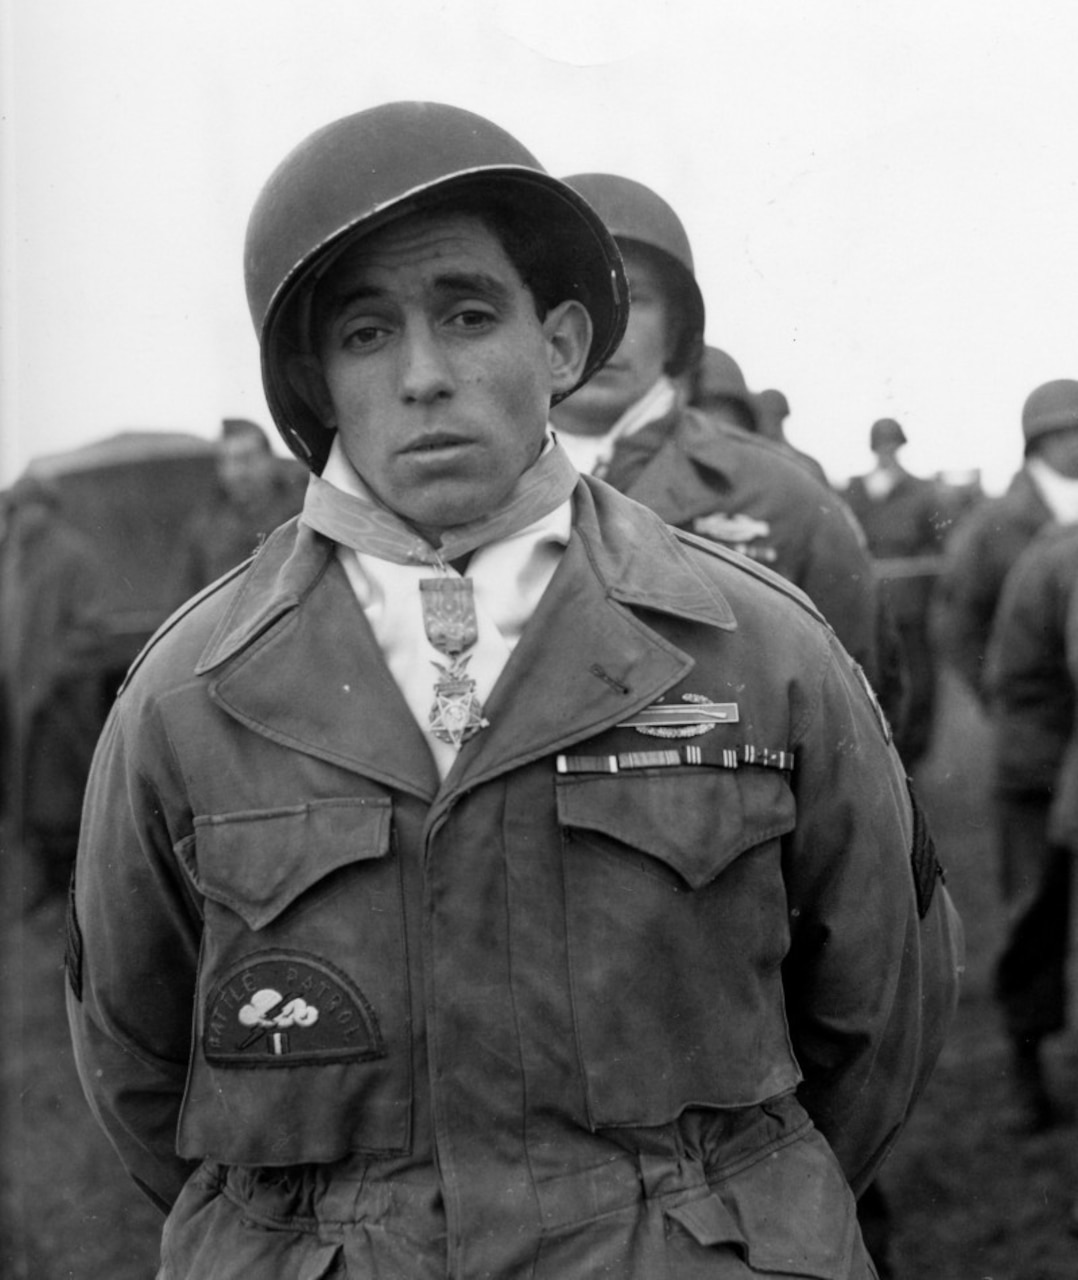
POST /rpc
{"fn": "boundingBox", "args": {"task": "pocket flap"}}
[192,798,391,930]
[556,771,795,888]
[669,1131,864,1279]
[666,1192,747,1248]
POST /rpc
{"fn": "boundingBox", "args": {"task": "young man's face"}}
[309,211,587,541]
[552,243,673,435]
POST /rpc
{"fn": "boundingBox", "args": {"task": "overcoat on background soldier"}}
[984,521,1078,1128]
[549,173,883,690]
[68,101,961,1280]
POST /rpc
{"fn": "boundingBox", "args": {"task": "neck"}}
[550,396,621,437]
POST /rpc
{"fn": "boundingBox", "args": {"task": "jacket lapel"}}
[442,480,736,795]
[197,524,440,800]
[623,407,739,527]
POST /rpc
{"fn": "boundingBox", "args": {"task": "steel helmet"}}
[755,389,789,425]
[245,102,629,470]
[562,173,705,377]
[1021,379,1078,451]
[869,418,907,451]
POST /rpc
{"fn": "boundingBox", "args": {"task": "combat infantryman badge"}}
[420,577,490,747]
[619,693,739,739]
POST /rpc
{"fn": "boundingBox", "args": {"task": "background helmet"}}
[563,173,705,378]
[1021,379,1078,452]
[870,417,907,451]
[245,102,629,470]
[690,346,757,431]
[755,388,789,433]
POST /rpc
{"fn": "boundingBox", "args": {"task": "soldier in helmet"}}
[690,350,830,487]
[172,418,305,601]
[753,387,831,486]
[936,379,1078,702]
[67,103,961,1279]
[549,175,882,688]
[938,379,1078,1129]
[844,419,950,768]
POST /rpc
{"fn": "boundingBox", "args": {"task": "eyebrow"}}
[328,270,514,313]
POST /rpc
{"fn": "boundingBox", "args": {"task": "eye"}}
[342,322,389,349]
[448,307,496,331]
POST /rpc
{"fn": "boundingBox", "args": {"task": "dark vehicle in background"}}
[0,429,304,905]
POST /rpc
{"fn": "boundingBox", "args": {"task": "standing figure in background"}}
[984,521,1078,1129]
[0,476,109,908]
[755,388,831,487]
[173,418,304,600]
[845,419,950,768]
[550,174,882,687]
[690,354,830,487]
[936,380,1078,703]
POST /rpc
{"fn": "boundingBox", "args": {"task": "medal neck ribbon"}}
[300,436,579,751]
[300,439,579,567]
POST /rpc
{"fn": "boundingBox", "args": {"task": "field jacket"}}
[844,470,947,626]
[937,468,1052,703]
[67,478,961,1280]
[986,522,1078,796]
[603,406,880,686]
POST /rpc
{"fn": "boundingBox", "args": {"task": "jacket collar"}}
[573,475,735,628]
[193,479,736,798]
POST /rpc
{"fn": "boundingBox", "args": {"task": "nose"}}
[399,322,454,404]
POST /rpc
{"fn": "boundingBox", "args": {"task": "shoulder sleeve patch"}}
[908,781,944,919]
[65,873,83,1002]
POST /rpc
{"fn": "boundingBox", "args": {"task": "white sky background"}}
[2,0,1077,491]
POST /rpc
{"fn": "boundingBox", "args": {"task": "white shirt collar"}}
[557,375,678,478]
[1027,456,1078,525]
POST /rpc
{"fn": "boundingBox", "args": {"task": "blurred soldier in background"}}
[550,174,883,687]
[173,417,304,599]
[688,345,756,431]
[984,522,1078,1130]
[939,380,1078,1134]
[690,359,829,487]
[845,419,950,768]
[0,475,109,908]
[936,380,1078,701]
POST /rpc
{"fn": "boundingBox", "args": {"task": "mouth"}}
[401,432,472,456]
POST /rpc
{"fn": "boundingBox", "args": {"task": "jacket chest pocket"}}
[177,797,412,1165]
[556,769,801,1129]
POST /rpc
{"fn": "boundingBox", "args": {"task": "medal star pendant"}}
[420,576,490,749]
[428,654,490,747]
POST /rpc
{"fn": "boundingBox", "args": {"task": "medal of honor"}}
[420,578,490,748]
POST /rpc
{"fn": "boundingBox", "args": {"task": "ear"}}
[542,300,593,397]
[285,355,337,429]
